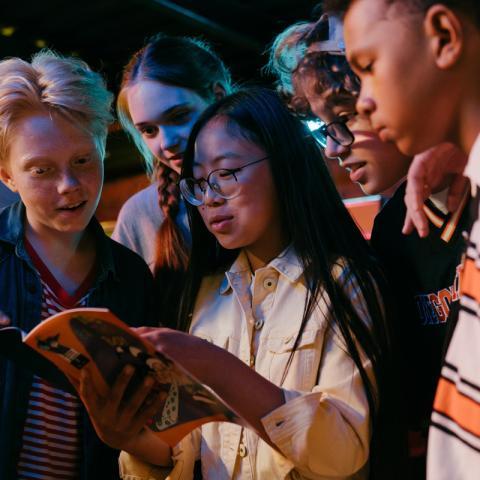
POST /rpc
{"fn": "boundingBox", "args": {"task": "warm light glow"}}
[34,39,47,48]
[1,26,15,37]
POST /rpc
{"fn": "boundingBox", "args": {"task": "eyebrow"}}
[134,102,192,127]
[193,152,244,167]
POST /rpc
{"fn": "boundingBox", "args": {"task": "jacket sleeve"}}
[119,429,201,480]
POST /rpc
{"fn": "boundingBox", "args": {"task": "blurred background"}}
[1,0,370,232]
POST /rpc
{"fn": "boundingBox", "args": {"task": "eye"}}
[217,170,235,179]
[73,156,92,166]
[30,166,50,176]
[337,112,357,125]
[169,109,192,125]
[139,125,158,138]
[358,61,373,74]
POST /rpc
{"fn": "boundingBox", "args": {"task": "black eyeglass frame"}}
[319,117,355,148]
[179,156,269,206]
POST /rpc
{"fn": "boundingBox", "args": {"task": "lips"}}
[57,200,87,211]
[343,161,367,184]
[209,214,234,233]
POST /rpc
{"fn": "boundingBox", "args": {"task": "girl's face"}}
[127,80,210,174]
[0,112,103,238]
[300,77,412,195]
[193,118,287,262]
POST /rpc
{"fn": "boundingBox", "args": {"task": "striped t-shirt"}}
[427,135,480,479]
[17,240,95,480]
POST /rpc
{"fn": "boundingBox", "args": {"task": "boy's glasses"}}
[320,117,355,147]
[305,117,355,149]
[179,156,268,206]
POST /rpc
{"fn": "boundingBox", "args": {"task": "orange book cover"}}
[0,308,238,447]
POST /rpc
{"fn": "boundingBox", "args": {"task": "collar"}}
[0,201,117,281]
[465,133,480,189]
[219,246,304,295]
[422,186,470,243]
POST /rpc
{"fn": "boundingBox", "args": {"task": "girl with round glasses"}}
[112,34,233,325]
[81,87,394,480]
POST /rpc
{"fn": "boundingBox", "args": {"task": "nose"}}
[356,89,376,118]
[158,126,181,154]
[57,169,80,194]
[202,183,225,207]
[324,136,351,160]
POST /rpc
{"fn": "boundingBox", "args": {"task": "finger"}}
[447,175,469,212]
[108,365,136,414]
[130,389,168,435]
[404,188,430,237]
[402,213,415,235]
[79,369,103,416]
[0,311,11,326]
[119,375,156,425]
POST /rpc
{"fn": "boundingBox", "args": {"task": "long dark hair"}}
[178,87,398,474]
[117,34,233,325]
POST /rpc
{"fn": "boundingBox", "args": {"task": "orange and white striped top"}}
[427,135,480,479]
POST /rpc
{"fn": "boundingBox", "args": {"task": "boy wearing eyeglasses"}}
[323,1,480,478]
[269,12,470,478]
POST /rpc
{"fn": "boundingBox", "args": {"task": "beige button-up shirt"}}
[121,248,374,480]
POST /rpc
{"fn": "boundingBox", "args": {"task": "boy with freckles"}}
[324,0,480,478]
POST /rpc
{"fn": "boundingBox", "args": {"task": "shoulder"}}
[116,184,162,219]
[112,183,164,255]
[107,237,153,279]
[371,182,406,251]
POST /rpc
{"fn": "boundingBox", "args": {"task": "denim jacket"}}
[0,202,157,479]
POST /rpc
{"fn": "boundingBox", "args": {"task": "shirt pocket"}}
[266,329,322,390]
[194,331,230,351]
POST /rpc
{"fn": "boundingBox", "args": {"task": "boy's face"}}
[343,0,457,155]
[0,112,103,237]
[298,74,411,195]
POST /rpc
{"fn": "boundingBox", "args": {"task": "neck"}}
[25,222,96,294]
[244,238,289,272]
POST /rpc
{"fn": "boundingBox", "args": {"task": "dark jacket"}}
[0,202,157,479]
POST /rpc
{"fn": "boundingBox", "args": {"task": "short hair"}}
[324,0,480,26]
[0,50,114,164]
[117,33,234,175]
[267,16,359,118]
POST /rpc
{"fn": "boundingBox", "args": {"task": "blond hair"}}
[0,49,113,163]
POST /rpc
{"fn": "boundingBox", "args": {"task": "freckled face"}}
[1,112,103,236]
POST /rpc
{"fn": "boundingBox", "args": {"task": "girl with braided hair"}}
[113,34,233,325]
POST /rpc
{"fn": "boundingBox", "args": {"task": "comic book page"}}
[12,307,238,447]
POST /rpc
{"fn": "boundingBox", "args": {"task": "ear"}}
[424,5,464,70]
[0,164,17,192]
[212,82,227,101]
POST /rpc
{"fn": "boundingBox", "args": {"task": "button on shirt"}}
[164,247,374,480]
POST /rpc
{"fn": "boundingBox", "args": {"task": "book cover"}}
[0,308,238,447]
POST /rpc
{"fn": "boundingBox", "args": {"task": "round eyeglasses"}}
[179,156,268,206]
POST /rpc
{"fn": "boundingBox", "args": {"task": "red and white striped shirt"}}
[17,241,95,480]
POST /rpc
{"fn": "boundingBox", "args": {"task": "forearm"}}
[195,343,285,446]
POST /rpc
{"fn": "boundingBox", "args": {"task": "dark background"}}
[0,0,320,180]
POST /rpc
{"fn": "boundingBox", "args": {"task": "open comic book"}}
[0,308,239,446]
